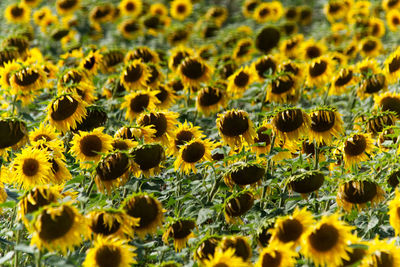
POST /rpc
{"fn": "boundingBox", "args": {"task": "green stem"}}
[11,94,18,115]
[86,179,95,196]
[35,249,41,267]
[208,166,222,202]
[314,140,319,170]
[175,173,183,216]
[14,229,20,267]
[261,135,276,204]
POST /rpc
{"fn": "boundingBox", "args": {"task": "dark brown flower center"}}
[306,46,321,59]
[131,144,164,171]
[58,0,78,10]
[155,85,168,103]
[274,109,304,133]
[362,40,377,53]
[95,245,122,267]
[219,112,249,137]
[112,140,129,151]
[103,51,124,69]
[170,220,195,239]
[234,71,250,87]
[309,61,328,77]
[372,252,393,267]
[143,16,161,29]
[130,94,150,113]
[340,248,366,267]
[76,108,107,132]
[172,51,190,69]
[225,193,254,217]
[25,189,56,214]
[198,87,223,107]
[309,224,339,252]
[222,238,251,261]
[181,59,206,79]
[196,237,221,261]
[51,96,79,121]
[11,6,24,17]
[261,251,282,267]
[255,58,276,78]
[230,165,265,186]
[124,20,140,33]
[342,181,377,204]
[83,56,96,70]
[254,127,271,146]
[125,2,135,11]
[288,172,325,194]
[96,153,129,181]
[255,27,280,54]
[236,42,252,57]
[344,134,367,156]
[0,120,26,149]
[175,130,194,148]
[147,65,159,84]
[124,64,144,83]
[80,134,103,157]
[328,3,341,13]
[380,96,400,117]
[38,205,75,241]
[311,110,335,132]
[182,141,205,163]
[22,158,39,177]
[271,75,295,94]
[259,7,270,17]
[90,213,120,236]
[124,195,160,229]
[389,56,400,73]
[14,70,40,87]
[138,112,167,137]
[277,218,303,243]
[177,4,186,14]
[335,70,353,86]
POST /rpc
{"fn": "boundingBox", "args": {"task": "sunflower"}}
[89,4,114,26]
[286,170,325,197]
[118,18,142,40]
[329,67,358,95]
[227,66,255,97]
[136,110,179,147]
[224,161,265,189]
[253,2,275,23]
[121,192,164,238]
[112,138,137,152]
[255,26,281,54]
[383,0,400,10]
[95,152,131,194]
[252,55,278,81]
[255,242,297,267]
[0,118,28,158]
[56,0,80,16]
[389,189,400,235]
[154,84,177,109]
[217,109,256,148]
[168,46,193,71]
[162,218,196,251]
[142,14,171,36]
[301,213,355,267]
[360,238,400,267]
[203,248,251,267]
[125,47,160,64]
[369,17,386,38]
[100,49,125,73]
[9,64,47,96]
[252,123,273,155]
[178,57,212,87]
[267,73,299,103]
[224,191,254,224]
[306,56,334,88]
[87,209,139,239]
[359,37,382,58]
[219,236,252,262]
[341,133,374,168]
[30,203,88,254]
[5,3,30,24]
[174,138,214,174]
[145,63,164,87]
[272,107,311,143]
[301,39,327,61]
[365,111,396,136]
[337,179,385,212]
[387,9,400,32]
[70,127,114,169]
[171,0,192,21]
[150,3,168,17]
[194,235,222,264]
[79,50,103,76]
[232,38,253,64]
[374,92,400,118]
[76,105,108,132]
[169,121,204,155]
[114,125,156,142]
[119,0,142,18]
[121,90,160,121]
[243,0,259,18]
[384,48,400,84]
[309,107,343,145]
[324,1,346,22]
[196,85,227,116]
[205,6,228,27]
[83,236,136,267]
[269,207,314,247]
[17,185,61,225]
[279,34,304,59]
[10,147,52,189]
[120,60,150,90]
[130,143,165,178]
[168,27,191,46]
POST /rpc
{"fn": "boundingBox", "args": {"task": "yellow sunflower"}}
[30,203,89,254]
[47,93,88,133]
[384,47,400,84]
[100,49,125,73]
[153,84,177,110]
[224,161,264,189]
[95,152,131,194]
[388,189,400,236]
[252,55,278,81]
[232,38,253,64]
[301,39,327,61]
[324,1,346,22]
[374,92,400,118]
[269,207,314,247]
[120,60,150,90]
[121,192,164,238]
[168,121,204,156]
[69,127,114,169]
[178,57,212,87]
[119,0,142,18]
[309,107,344,145]
[118,18,142,40]
[87,209,139,239]
[150,3,168,17]
[136,110,179,147]
[216,109,256,148]
[227,66,255,97]
[337,179,385,212]
[125,47,160,64]
[219,236,252,262]
[22,0,42,8]
[205,6,228,27]
[224,191,254,224]
[4,3,31,24]
[286,170,325,197]
[162,218,196,251]
[121,90,160,121]
[306,56,334,88]
[359,36,382,58]
[365,111,396,136]
[168,46,194,71]
[251,122,273,155]
[329,67,358,95]
[272,107,311,143]
[9,63,47,97]
[242,0,259,18]
[83,236,136,267]
[29,123,60,145]
[253,2,275,23]
[341,133,374,168]
[79,50,103,76]
[114,125,156,143]
[130,143,165,178]
[301,213,355,267]
[267,73,299,103]
[387,9,400,32]
[174,138,214,174]
[196,85,227,116]
[56,0,81,16]
[10,147,52,189]
[0,118,28,158]
[255,242,298,267]
[279,34,304,59]
[171,0,192,21]
[360,238,400,267]
[203,248,251,267]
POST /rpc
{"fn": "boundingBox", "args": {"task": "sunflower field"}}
[2,0,400,266]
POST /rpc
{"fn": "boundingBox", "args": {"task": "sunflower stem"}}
[208,166,221,202]
[86,179,95,197]
[261,135,276,207]
[14,229,20,267]
[175,173,183,217]
[11,94,18,116]
[258,83,269,120]
[314,140,319,170]
[35,249,41,267]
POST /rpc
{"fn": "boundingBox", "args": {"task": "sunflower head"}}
[196,85,227,116]
[162,218,196,251]
[287,170,325,197]
[122,192,164,238]
[309,106,343,144]
[306,56,334,87]
[272,107,311,142]
[224,162,265,189]
[255,26,281,54]
[255,242,298,267]
[365,111,396,136]
[174,138,214,174]
[194,235,222,264]
[224,190,254,224]
[227,66,255,97]
[5,3,31,24]
[56,0,81,16]
[171,0,193,21]
[130,143,165,178]
[121,90,160,121]
[375,92,400,118]
[252,55,277,81]
[0,117,28,156]
[100,49,125,73]
[75,105,108,132]
[341,133,374,168]
[359,238,400,267]
[178,57,212,87]
[388,168,400,188]
[256,219,275,247]
[219,236,252,262]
